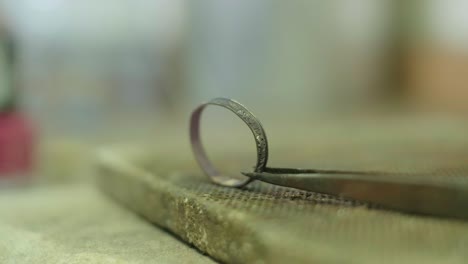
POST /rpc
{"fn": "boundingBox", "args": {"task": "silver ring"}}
[190,98,269,187]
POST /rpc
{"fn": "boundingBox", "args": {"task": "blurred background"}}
[1,0,468,182]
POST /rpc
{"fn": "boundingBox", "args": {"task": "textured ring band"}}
[190,98,269,187]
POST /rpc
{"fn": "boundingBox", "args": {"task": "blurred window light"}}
[425,0,468,49]
[26,0,66,12]
[332,0,392,46]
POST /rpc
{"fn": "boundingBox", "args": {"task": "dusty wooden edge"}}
[94,148,468,264]
[94,149,334,264]
[95,149,263,263]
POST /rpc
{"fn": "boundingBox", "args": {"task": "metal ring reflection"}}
[189,98,269,187]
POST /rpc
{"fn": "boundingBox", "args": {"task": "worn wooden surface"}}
[97,152,468,263]
[96,117,468,263]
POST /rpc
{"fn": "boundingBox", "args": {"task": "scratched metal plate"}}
[97,119,468,264]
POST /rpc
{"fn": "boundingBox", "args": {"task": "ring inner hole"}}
[201,107,257,181]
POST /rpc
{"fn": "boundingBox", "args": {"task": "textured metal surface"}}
[191,98,468,219]
[190,98,268,187]
[98,133,468,264]
[243,168,468,219]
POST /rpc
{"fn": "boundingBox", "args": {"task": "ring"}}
[190,98,269,187]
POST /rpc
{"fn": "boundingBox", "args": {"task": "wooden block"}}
[97,140,468,264]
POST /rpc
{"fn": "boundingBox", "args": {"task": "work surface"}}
[4,115,468,263]
[97,116,468,264]
[0,184,215,264]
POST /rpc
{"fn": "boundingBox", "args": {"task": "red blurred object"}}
[0,111,35,177]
